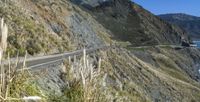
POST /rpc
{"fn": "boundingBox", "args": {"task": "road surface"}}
[1,46,109,70]
[1,45,184,70]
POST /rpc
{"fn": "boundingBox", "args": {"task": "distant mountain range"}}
[159,13,200,40]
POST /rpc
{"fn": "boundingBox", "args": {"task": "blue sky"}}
[133,0,200,16]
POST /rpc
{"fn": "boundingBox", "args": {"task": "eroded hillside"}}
[0,0,113,56]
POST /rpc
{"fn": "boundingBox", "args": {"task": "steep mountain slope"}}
[159,13,200,40]
[71,0,189,46]
[1,0,200,102]
[0,0,113,56]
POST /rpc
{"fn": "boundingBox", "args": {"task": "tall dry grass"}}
[61,48,107,102]
[0,18,42,102]
[0,17,9,101]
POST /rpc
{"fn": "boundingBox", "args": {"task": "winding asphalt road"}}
[1,46,109,70]
[1,45,184,70]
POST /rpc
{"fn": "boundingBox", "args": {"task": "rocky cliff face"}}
[1,0,200,102]
[159,13,200,40]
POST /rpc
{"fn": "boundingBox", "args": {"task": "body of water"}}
[193,41,200,48]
